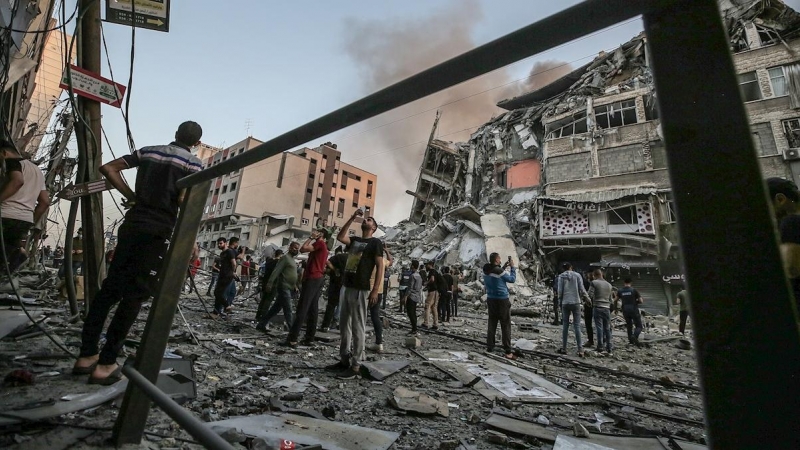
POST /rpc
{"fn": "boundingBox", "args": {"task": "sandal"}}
[88,365,124,385]
[72,361,97,375]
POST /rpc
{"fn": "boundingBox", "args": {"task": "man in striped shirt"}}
[74,121,203,385]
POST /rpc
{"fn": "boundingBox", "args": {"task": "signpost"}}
[60,65,127,108]
[106,0,170,32]
[57,180,113,200]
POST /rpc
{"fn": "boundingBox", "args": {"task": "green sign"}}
[105,0,170,32]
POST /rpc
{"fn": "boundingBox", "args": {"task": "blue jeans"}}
[225,280,237,306]
[622,305,643,343]
[562,303,582,351]
[206,272,218,294]
[593,307,612,351]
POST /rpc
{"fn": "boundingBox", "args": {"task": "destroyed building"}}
[402,0,800,315]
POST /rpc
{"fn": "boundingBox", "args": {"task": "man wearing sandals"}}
[73,121,203,384]
[483,253,517,360]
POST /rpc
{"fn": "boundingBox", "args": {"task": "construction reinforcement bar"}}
[120,365,235,450]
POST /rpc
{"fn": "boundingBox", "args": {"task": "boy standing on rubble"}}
[406,260,423,334]
[327,209,384,379]
[73,121,203,384]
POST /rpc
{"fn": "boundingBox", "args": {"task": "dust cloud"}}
[337,0,571,226]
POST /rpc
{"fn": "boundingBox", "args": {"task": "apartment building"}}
[196,140,377,260]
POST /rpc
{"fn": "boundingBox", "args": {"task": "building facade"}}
[196,140,377,263]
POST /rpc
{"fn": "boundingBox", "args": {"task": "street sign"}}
[57,180,114,200]
[106,0,170,32]
[60,65,127,108]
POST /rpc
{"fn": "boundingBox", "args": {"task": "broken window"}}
[594,99,637,129]
[547,110,587,139]
[757,24,781,47]
[769,66,788,97]
[752,122,778,156]
[608,206,636,225]
[644,94,659,121]
[214,188,220,196]
[301,218,309,225]
[782,118,800,148]
[230,182,237,191]
[226,200,233,209]
[222,186,228,194]
[739,71,763,102]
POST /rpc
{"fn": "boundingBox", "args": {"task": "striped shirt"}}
[121,142,202,237]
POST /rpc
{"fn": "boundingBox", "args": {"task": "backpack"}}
[399,269,412,287]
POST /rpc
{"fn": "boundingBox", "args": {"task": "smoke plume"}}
[338,1,572,226]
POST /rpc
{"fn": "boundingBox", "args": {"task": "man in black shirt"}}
[213,237,238,318]
[74,121,203,384]
[421,261,441,330]
[326,209,384,379]
[767,177,800,314]
[440,267,454,323]
[616,278,644,345]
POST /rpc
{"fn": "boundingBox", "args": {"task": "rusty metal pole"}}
[643,1,800,448]
[76,0,106,306]
[112,180,211,445]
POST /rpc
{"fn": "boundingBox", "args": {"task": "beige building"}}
[196,140,377,260]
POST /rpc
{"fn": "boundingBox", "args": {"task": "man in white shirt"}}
[0,141,49,273]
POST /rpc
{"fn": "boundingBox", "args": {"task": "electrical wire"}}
[0,0,77,34]
[99,21,136,153]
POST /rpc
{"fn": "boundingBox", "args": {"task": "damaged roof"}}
[537,186,661,203]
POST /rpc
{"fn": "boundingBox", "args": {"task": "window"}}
[306,188,313,194]
[367,180,373,199]
[210,204,216,213]
[783,118,800,148]
[310,159,317,165]
[757,25,781,47]
[355,175,361,181]
[752,122,778,156]
[204,206,209,214]
[353,188,360,207]
[332,183,337,188]
[343,170,349,176]
[341,181,347,190]
[308,173,314,179]
[320,169,325,174]
[214,188,220,195]
[218,202,223,212]
[226,199,233,209]
[769,67,788,97]
[304,203,311,210]
[594,99,637,129]
[608,206,636,225]
[337,198,345,215]
[364,206,371,216]
[739,71,762,102]
[337,212,344,218]
[335,155,340,161]
[222,186,228,194]
[323,154,328,159]
[230,182,237,191]
[547,110,587,139]
[318,182,323,188]
[330,196,335,201]
[333,169,338,174]
[301,218,309,225]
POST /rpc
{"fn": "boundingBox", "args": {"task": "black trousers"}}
[439,291,451,322]
[80,224,168,365]
[0,217,32,273]
[584,303,594,343]
[287,276,325,342]
[552,293,560,322]
[320,284,341,329]
[406,299,418,332]
[256,287,276,321]
[679,310,689,334]
[451,291,459,317]
[487,298,512,354]
[213,276,234,313]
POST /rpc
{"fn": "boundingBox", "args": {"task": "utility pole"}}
[75,0,105,305]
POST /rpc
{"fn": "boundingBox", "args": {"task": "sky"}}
[48,0,799,246]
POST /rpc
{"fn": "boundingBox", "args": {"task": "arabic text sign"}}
[60,65,127,108]
[106,0,170,32]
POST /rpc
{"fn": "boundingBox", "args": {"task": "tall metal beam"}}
[178,0,679,190]
[643,1,800,448]
[112,180,212,445]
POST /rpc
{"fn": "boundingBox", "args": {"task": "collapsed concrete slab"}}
[481,214,533,297]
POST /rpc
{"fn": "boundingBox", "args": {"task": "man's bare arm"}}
[99,158,135,201]
[33,189,51,222]
[369,256,385,305]
[781,242,800,278]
